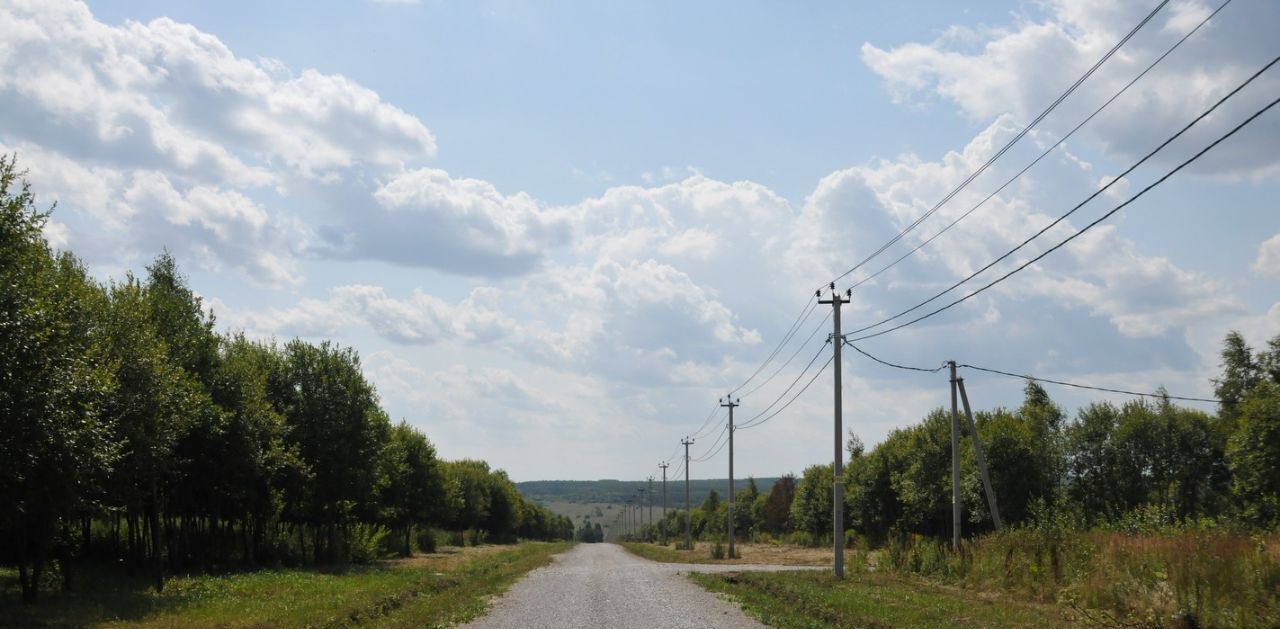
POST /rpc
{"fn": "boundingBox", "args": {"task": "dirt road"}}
[462,543,817,628]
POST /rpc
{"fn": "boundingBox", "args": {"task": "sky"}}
[1,0,1278,482]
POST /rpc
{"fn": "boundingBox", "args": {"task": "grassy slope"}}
[692,570,1078,629]
[0,542,571,628]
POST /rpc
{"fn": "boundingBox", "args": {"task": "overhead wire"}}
[845,0,1233,295]
[846,341,1220,402]
[824,0,1172,290]
[958,363,1222,403]
[738,342,831,426]
[740,308,833,400]
[847,55,1280,341]
[737,354,836,431]
[727,297,820,397]
[849,81,1280,345]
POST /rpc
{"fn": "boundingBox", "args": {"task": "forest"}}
[0,158,573,605]
[630,336,1280,548]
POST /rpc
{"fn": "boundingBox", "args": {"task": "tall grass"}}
[883,524,1280,627]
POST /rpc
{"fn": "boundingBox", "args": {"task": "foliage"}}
[0,157,573,605]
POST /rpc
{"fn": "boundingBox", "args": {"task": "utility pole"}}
[819,282,849,579]
[682,437,694,549]
[949,361,961,551]
[720,395,740,559]
[956,373,1003,531]
[647,476,654,531]
[659,462,669,545]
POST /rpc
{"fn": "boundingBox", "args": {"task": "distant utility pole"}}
[647,476,654,529]
[682,437,694,549]
[819,282,850,579]
[720,395,740,559]
[659,462,669,545]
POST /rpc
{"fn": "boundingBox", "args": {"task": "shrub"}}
[416,528,438,554]
[349,523,390,564]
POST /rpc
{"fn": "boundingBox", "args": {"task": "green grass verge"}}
[690,570,1080,628]
[0,542,572,627]
[618,542,708,564]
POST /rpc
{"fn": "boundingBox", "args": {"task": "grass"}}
[619,541,849,566]
[0,542,572,627]
[691,570,1079,628]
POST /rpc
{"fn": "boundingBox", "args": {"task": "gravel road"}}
[462,543,819,629]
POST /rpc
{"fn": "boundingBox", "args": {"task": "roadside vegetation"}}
[0,542,571,627]
[623,326,1280,626]
[0,157,574,609]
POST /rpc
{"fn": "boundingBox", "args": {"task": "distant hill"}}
[517,477,782,508]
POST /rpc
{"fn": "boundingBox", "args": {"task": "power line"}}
[825,0,1172,290]
[689,404,723,440]
[729,297,819,396]
[738,354,835,431]
[738,342,831,426]
[846,0,1233,295]
[846,342,1221,402]
[692,425,730,462]
[846,342,946,373]
[741,308,832,400]
[847,55,1280,342]
[958,363,1222,403]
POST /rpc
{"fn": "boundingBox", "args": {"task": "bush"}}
[349,523,390,564]
[711,541,725,560]
[416,528,438,554]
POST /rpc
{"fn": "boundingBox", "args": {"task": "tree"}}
[378,422,445,556]
[103,277,198,591]
[1228,381,1280,526]
[761,474,796,535]
[0,157,116,602]
[1215,331,1261,424]
[273,340,390,562]
[791,464,835,541]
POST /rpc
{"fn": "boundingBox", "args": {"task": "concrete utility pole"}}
[720,396,740,559]
[647,476,654,530]
[659,462,669,544]
[819,283,850,579]
[949,361,961,551]
[957,373,1003,531]
[682,437,694,549]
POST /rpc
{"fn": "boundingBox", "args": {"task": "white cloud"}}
[860,0,1280,178]
[1254,233,1280,279]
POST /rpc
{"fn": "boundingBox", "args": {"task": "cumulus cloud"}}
[318,168,572,276]
[3,140,304,286]
[0,0,435,182]
[1255,234,1280,279]
[860,0,1280,178]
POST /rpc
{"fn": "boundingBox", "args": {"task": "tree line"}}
[0,158,572,604]
[630,334,1279,548]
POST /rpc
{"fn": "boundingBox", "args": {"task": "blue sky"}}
[2,0,1278,481]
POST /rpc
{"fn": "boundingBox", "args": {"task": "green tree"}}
[273,340,390,562]
[791,464,835,541]
[378,422,445,555]
[1228,381,1280,526]
[761,474,796,534]
[0,157,116,602]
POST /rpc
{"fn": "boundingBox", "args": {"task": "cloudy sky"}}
[2,0,1277,481]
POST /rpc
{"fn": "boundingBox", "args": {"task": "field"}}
[0,542,572,627]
